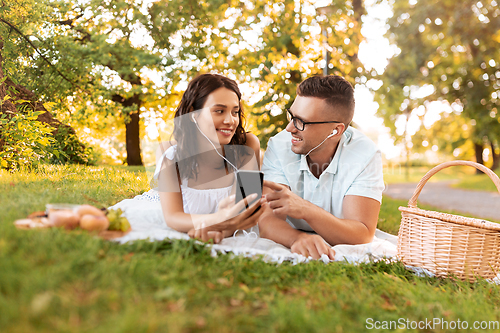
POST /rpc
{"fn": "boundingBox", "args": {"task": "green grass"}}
[384,164,500,194]
[383,165,475,184]
[2,165,500,332]
[453,169,500,192]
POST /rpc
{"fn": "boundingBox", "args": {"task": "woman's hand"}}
[188,223,224,244]
[189,193,263,242]
[213,193,263,235]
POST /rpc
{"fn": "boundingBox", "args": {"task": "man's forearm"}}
[258,206,304,248]
[301,198,378,246]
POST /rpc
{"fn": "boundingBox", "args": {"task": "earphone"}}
[304,128,338,157]
[193,112,337,166]
[191,112,239,172]
[326,129,338,139]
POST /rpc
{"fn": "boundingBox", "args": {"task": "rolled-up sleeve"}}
[345,151,385,203]
[262,137,290,187]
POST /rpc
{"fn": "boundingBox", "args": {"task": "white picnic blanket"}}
[109,198,398,265]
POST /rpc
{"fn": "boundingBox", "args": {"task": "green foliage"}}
[209,0,366,148]
[0,80,95,169]
[0,105,55,170]
[412,111,476,160]
[1,0,367,162]
[49,125,96,166]
[374,0,500,159]
[1,0,168,165]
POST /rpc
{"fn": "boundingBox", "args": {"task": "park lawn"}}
[384,164,500,193]
[453,169,500,192]
[2,165,500,332]
[383,164,475,185]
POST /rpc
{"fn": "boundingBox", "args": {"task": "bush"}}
[0,96,61,170]
[0,90,96,170]
[49,125,98,166]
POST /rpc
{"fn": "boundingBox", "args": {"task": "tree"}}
[222,0,366,146]
[374,0,500,170]
[1,0,167,165]
[147,0,366,147]
[0,1,92,170]
[2,0,367,165]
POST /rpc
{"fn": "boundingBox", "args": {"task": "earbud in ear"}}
[326,129,338,139]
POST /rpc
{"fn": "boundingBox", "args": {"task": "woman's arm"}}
[156,142,262,234]
[156,142,195,232]
[237,132,261,172]
[245,132,262,168]
[160,190,263,233]
[156,149,216,232]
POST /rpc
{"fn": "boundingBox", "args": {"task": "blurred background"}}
[1,0,499,174]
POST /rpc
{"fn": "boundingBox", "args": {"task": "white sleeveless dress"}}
[136,145,233,214]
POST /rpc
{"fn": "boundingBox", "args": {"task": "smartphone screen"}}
[235,170,264,209]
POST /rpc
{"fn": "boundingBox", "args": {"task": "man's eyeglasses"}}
[286,109,342,131]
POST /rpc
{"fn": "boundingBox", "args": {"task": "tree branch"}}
[57,13,84,27]
[105,61,142,86]
[0,18,80,90]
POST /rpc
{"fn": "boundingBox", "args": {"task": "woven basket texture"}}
[397,161,500,282]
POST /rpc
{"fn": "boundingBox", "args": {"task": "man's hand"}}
[262,180,309,220]
[290,233,336,260]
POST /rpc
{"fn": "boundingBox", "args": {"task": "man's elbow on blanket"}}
[338,220,377,246]
[354,231,375,245]
[257,204,280,239]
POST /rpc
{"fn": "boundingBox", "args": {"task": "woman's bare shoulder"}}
[156,140,177,160]
[158,140,177,152]
[244,132,262,167]
[244,132,260,150]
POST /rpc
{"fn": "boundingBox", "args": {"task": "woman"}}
[153,73,263,243]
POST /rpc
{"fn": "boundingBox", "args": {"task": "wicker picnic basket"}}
[397,160,500,282]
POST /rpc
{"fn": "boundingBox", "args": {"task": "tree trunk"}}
[1,36,17,152]
[0,37,6,97]
[0,38,5,152]
[113,93,143,166]
[0,36,16,113]
[352,0,366,23]
[125,105,143,166]
[350,0,365,64]
[474,142,484,174]
[491,141,499,171]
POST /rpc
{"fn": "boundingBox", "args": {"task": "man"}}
[259,75,384,259]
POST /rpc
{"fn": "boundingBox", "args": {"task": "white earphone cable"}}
[304,130,337,158]
[193,119,239,172]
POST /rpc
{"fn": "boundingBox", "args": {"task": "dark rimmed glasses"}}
[286,109,342,131]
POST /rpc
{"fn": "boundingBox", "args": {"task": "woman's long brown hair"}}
[172,74,247,180]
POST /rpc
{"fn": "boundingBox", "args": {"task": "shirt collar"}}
[298,128,353,175]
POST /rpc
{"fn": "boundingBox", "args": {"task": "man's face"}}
[285,96,339,155]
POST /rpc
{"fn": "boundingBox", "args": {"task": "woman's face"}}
[193,87,240,146]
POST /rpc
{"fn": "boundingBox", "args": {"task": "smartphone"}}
[235,170,264,210]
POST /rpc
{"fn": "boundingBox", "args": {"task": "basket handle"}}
[408,160,500,208]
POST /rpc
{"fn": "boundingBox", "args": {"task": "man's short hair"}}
[297,75,355,128]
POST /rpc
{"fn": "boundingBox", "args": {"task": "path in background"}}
[384,181,500,221]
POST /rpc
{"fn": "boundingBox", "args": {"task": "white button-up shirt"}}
[262,127,385,232]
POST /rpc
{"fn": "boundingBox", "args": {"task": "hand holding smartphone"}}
[235,170,264,212]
